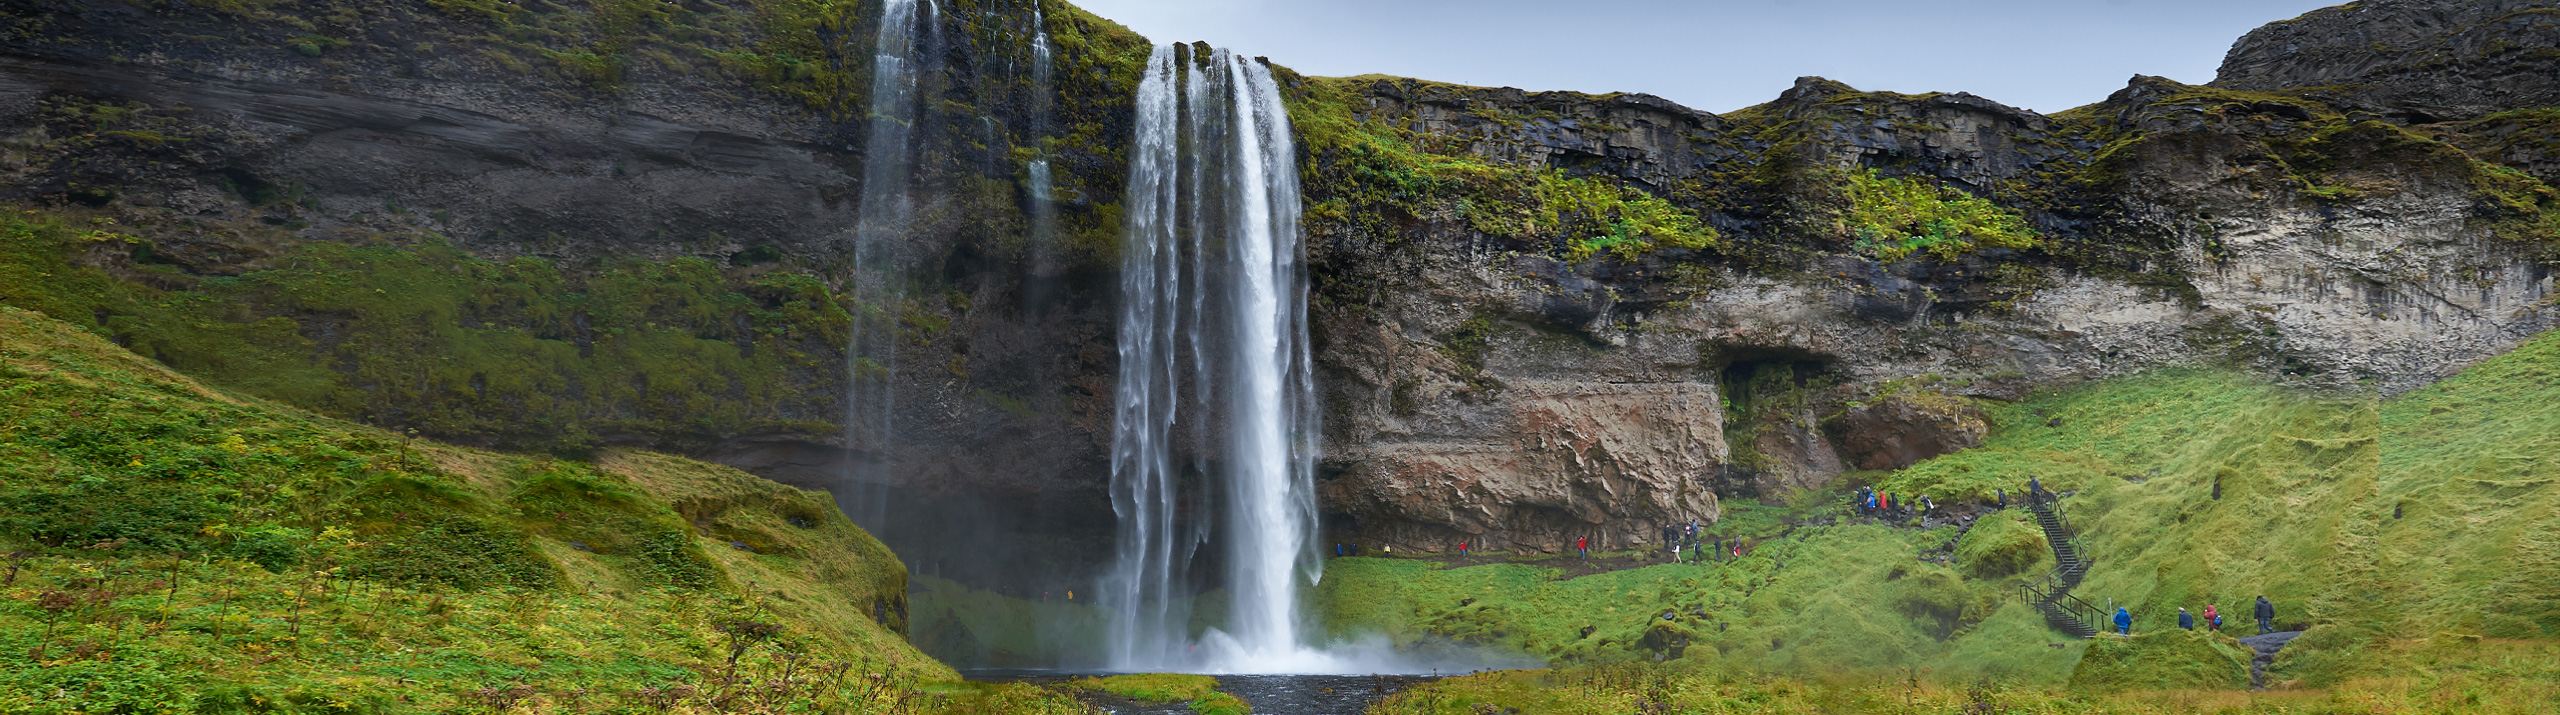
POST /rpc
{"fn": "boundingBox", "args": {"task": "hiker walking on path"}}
[2205,604,2221,631]
[1996,488,2006,507]
[2179,607,2194,630]
[2114,607,2133,635]
[2255,596,2276,634]
[2028,476,2043,497]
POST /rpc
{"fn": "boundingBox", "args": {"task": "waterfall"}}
[1105,44,1327,673]
[843,0,932,529]
[1024,3,1058,262]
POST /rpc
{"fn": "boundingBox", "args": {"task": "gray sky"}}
[1071,0,2344,114]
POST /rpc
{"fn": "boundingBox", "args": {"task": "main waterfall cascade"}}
[843,0,935,529]
[1103,44,1351,674]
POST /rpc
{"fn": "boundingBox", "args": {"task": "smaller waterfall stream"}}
[1023,4,1058,260]
[842,0,935,529]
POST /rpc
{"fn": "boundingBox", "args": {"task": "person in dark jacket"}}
[2114,607,2133,635]
[2028,476,2043,495]
[2254,596,2276,634]
[1996,488,2007,507]
[2178,607,2194,630]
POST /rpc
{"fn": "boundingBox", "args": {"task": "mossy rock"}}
[2068,628,2251,691]
[1953,512,2047,579]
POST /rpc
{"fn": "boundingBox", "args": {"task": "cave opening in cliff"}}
[1710,345,1843,497]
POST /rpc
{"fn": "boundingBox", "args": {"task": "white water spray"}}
[1105,44,1356,674]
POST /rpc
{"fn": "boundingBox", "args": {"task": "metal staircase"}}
[2016,486,2101,638]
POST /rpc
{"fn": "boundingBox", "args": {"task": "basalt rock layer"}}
[2,0,2556,570]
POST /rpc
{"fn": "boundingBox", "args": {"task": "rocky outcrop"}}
[1824,387,1988,472]
[2213,0,2560,123]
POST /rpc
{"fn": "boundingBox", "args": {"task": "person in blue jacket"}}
[2114,607,2133,635]
[2178,607,2194,630]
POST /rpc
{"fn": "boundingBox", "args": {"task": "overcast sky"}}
[1069,0,2344,114]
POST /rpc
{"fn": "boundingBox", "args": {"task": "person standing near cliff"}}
[1577,536,1588,560]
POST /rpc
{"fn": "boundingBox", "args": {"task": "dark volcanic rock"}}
[2213,0,2560,122]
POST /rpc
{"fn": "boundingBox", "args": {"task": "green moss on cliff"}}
[0,205,854,454]
[1284,74,1718,273]
[1840,170,2038,262]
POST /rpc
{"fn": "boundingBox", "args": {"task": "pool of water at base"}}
[963,670,1441,715]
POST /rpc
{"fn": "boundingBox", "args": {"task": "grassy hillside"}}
[1339,334,2560,709]
[1320,341,2560,693]
[0,307,1079,713]
[1366,653,2558,715]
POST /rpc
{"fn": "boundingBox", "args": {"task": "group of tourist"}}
[2115,596,2277,636]
[1655,520,1737,564]
[1853,486,1937,519]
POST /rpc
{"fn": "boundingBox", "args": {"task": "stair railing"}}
[2020,483,2103,637]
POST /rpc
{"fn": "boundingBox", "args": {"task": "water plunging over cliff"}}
[844,0,933,529]
[1023,4,1059,267]
[1104,44,1326,673]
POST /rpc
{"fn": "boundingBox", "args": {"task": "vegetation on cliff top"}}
[1283,73,1720,272]
[0,306,1101,712]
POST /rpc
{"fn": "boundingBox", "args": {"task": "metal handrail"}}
[2019,484,2105,636]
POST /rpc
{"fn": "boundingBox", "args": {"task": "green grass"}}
[1311,522,2082,683]
[1325,341,2560,692]
[0,306,1104,713]
[1069,673,1249,714]
[0,205,854,455]
[2068,630,2252,692]
[1367,653,2560,715]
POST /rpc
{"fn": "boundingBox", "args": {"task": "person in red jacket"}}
[1458,541,1469,559]
[1577,536,1588,560]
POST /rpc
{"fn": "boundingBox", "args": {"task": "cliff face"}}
[1294,8,2559,550]
[2,0,2556,567]
[2213,0,2560,123]
[0,0,1156,586]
